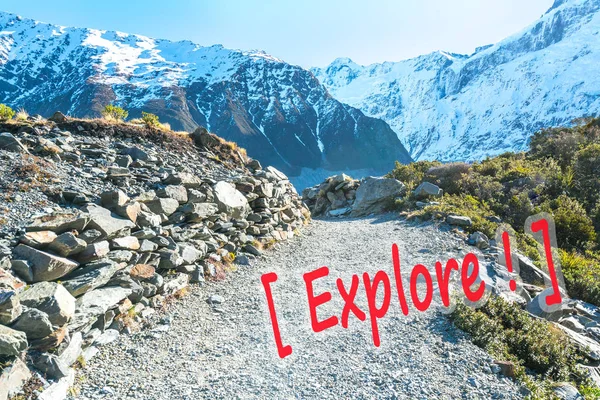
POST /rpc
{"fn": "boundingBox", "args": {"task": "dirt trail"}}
[75,215,523,399]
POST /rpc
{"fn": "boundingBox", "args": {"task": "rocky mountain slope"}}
[312,0,600,161]
[0,115,310,398]
[0,12,411,179]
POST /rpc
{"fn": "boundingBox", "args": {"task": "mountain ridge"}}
[0,11,411,181]
[312,0,600,161]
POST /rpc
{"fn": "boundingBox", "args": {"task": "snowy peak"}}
[313,0,600,161]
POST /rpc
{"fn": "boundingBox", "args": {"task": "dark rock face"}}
[0,12,412,177]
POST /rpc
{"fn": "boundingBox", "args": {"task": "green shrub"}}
[0,104,15,121]
[574,144,600,210]
[101,104,128,121]
[541,195,597,250]
[141,111,160,127]
[560,250,600,306]
[424,162,471,194]
[452,297,589,392]
[386,160,441,190]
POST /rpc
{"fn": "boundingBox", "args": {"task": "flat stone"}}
[69,287,132,331]
[12,244,79,282]
[163,172,202,188]
[20,231,58,248]
[81,204,135,240]
[114,202,142,223]
[110,236,140,251]
[26,210,89,235]
[61,259,121,297]
[29,325,67,351]
[20,282,76,326]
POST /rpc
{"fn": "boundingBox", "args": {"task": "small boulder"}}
[446,215,473,227]
[48,232,87,257]
[413,182,443,199]
[350,177,405,217]
[0,132,29,153]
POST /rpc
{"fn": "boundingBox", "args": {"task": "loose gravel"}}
[74,215,524,399]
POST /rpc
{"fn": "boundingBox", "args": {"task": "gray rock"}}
[12,244,79,282]
[11,307,54,339]
[69,287,133,331]
[213,181,251,219]
[20,282,76,326]
[0,132,29,153]
[526,287,572,322]
[58,332,83,367]
[158,185,188,204]
[468,232,489,249]
[49,232,87,257]
[350,177,405,217]
[146,198,180,216]
[553,383,584,400]
[138,239,158,253]
[81,204,135,240]
[33,353,70,379]
[61,259,121,297]
[0,289,21,325]
[77,241,110,263]
[413,182,443,198]
[20,231,58,248]
[100,189,130,209]
[182,202,219,222]
[0,357,31,400]
[0,325,27,356]
[446,215,473,227]
[26,210,89,235]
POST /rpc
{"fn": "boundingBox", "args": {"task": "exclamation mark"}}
[502,231,517,291]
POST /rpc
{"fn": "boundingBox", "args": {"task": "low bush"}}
[101,104,128,121]
[141,111,160,127]
[0,104,15,121]
[452,296,590,396]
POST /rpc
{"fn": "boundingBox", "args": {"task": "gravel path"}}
[74,215,524,399]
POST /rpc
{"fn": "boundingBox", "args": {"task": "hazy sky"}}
[2,0,554,67]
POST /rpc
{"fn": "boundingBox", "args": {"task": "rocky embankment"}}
[0,114,309,399]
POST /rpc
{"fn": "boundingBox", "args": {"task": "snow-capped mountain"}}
[313,0,600,161]
[0,12,411,178]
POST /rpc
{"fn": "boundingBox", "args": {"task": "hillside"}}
[313,0,600,162]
